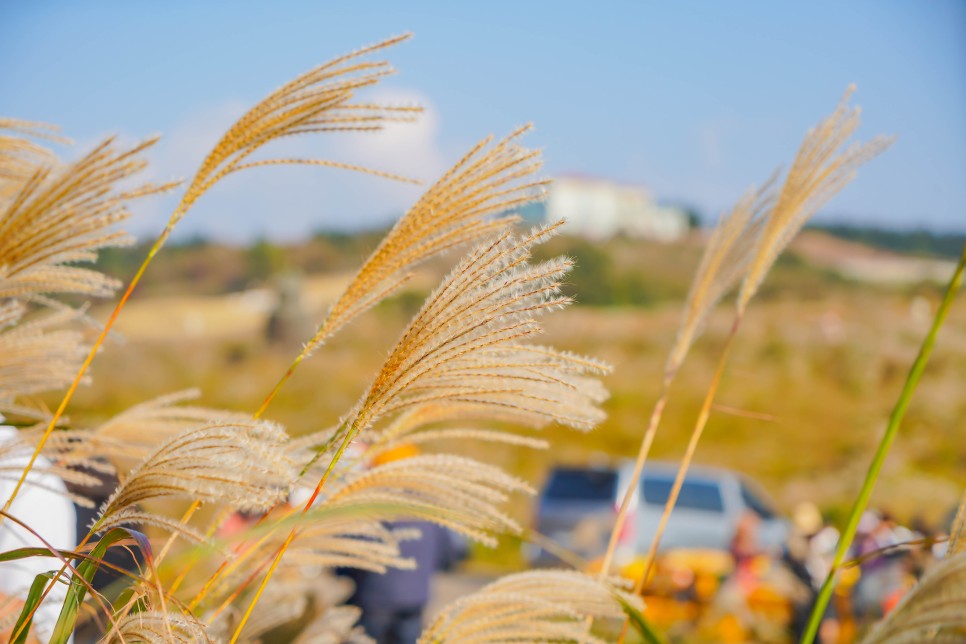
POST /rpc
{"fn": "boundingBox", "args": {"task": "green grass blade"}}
[615,594,666,644]
[0,547,59,563]
[10,573,56,644]
[801,242,966,643]
[48,528,152,644]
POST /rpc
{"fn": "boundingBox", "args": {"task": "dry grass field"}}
[63,230,965,556]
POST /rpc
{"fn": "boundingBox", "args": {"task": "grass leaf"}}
[615,594,665,644]
[10,573,53,644]
[48,527,152,644]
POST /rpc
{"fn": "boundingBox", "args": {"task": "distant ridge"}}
[809,223,965,259]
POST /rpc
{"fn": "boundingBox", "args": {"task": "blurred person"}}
[68,464,144,642]
[878,516,922,616]
[0,419,76,643]
[340,444,467,644]
[784,503,846,641]
[806,513,840,588]
[713,510,818,640]
[851,509,883,618]
[344,519,466,644]
[783,503,821,638]
[852,510,905,620]
[68,464,141,592]
[729,510,761,587]
[702,511,763,638]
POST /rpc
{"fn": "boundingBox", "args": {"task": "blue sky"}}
[2,1,964,241]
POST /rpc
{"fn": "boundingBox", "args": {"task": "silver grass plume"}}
[279,518,419,574]
[95,420,294,541]
[288,396,558,458]
[293,605,374,644]
[370,425,549,456]
[293,575,374,644]
[861,552,966,643]
[738,86,893,313]
[0,307,88,409]
[605,87,895,609]
[0,119,63,200]
[89,389,253,476]
[302,125,547,354]
[0,135,176,302]
[210,569,368,644]
[320,454,534,547]
[290,401,551,471]
[224,595,308,644]
[366,377,606,448]
[419,570,642,643]
[157,34,421,240]
[373,399,560,435]
[378,391,589,434]
[104,610,211,644]
[335,222,610,454]
[0,428,105,507]
[665,176,776,375]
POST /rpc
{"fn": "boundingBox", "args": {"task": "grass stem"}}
[614,315,742,644]
[598,377,673,578]
[638,315,741,591]
[228,421,357,641]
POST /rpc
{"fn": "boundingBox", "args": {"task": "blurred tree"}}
[246,237,286,281]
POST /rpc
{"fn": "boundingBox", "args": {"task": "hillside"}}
[96,226,960,301]
[68,230,965,539]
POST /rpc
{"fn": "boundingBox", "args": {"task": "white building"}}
[544,175,689,242]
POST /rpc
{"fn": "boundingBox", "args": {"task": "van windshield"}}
[642,476,724,512]
[544,469,617,501]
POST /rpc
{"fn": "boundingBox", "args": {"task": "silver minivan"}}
[529,461,788,567]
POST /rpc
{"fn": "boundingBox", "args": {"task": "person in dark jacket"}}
[344,519,465,644]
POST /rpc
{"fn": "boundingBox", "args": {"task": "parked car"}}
[528,461,788,567]
[528,465,620,566]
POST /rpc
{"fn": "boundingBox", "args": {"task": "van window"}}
[544,468,617,501]
[642,476,724,512]
[740,483,776,519]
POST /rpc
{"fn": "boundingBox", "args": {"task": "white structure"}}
[545,175,688,242]
[0,422,76,643]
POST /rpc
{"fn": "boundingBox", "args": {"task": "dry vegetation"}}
[66,236,966,527]
[1,35,963,644]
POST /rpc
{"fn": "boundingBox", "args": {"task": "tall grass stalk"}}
[637,316,741,590]
[227,425,351,643]
[637,87,889,580]
[801,242,966,643]
[606,88,890,642]
[597,376,672,578]
[612,319,742,643]
[598,155,781,585]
